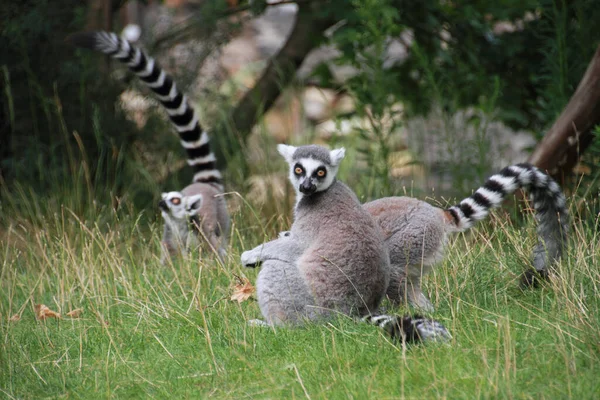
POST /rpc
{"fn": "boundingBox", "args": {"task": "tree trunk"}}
[212,2,337,167]
[528,45,600,183]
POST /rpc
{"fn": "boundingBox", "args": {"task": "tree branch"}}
[527,45,600,183]
[212,2,337,167]
[151,0,317,52]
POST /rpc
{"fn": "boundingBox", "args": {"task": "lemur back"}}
[365,163,569,311]
[68,31,230,260]
[364,197,448,310]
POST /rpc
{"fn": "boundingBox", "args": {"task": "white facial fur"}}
[292,158,336,193]
[277,145,346,200]
[160,191,186,220]
[160,192,203,221]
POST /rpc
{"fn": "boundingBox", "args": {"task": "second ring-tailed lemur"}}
[364,163,569,311]
[68,31,230,261]
[242,144,451,343]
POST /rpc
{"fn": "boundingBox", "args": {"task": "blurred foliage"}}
[0,0,167,221]
[317,0,600,133]
[1,0,599,222]
[308,0,600,199]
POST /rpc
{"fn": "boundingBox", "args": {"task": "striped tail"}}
[362,314,451,344]
[445,163,569,284]
[67,31,222,188]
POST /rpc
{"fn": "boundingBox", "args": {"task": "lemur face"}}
[159,192,203,220]
[277,144,345,197]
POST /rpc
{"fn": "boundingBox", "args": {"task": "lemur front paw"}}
[241,249,262,268]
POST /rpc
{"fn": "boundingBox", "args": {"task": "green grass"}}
[1,197,599,399]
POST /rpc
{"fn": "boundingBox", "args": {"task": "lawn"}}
[1,200,599,399]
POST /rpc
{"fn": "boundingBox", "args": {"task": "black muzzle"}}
[299,180,317,195]
[158,199,169,212]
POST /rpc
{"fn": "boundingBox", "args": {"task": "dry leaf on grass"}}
[35,304,61,320]
[66,308,83,318]
[9,314,21,322]
[231,277,255,303]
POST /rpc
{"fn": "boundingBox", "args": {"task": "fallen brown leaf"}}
[35,304,61,320]
[231,278,255,303]
[9,314,20,322]
[66,308,83,318]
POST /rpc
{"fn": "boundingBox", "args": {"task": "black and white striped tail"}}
[362,314,451,344]
[446,163,569,284]
[67,31,222,188]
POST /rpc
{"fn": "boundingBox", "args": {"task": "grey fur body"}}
[364,163,569,311]
[246,144,389,323]
[68,31,230,260]
[292,180,390,316]
[364,197,450,311]
[252,164,569,315]
[161,184,229,261]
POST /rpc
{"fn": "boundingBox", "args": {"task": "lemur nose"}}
[299,180,317,195]
[158,199,168,211]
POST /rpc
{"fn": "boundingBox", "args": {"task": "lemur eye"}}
[294,166,303,175]
[317,169,326,177]
[171,197,181,205]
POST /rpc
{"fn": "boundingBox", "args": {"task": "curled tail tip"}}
[67,31,121,54]
[400,316,452,344]
[364,314,451,344]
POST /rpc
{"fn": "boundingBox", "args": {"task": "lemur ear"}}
[277,144,296,164]
[185,195,203,215]
[329,148,346,166]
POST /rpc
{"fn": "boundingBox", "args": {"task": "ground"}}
[1,204,598,399]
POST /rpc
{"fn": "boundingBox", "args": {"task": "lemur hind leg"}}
[366,197,447,313]
[386,264,434,313]
[405,276,434,313]
[256,258,321,326]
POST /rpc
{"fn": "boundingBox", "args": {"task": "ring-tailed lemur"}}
[241,144,451,343]
[67,31,230,261]
[242,231,451,343]
[364,163,569,311]
[277,144,390,317]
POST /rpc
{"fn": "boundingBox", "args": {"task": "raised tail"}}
[67,31,222,188]
[445,163,569,284]
[362,314,451,344]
